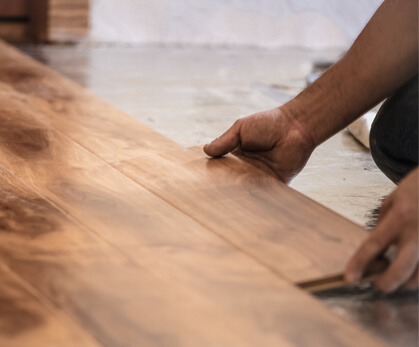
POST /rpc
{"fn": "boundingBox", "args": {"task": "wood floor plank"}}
[0,39,181,163]
[115,146,372,284]
[0,80,388,346]
[0,265,100,347]
[0,160,285,346]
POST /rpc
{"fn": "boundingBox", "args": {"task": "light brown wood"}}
[0,81,388,346]
[0,161,262,346]
[0,265,99,347]
[0,0,86,43]
[48,0,89,42]
[0,39,181,162]
[0,0,28,43]
[115,146,372,284]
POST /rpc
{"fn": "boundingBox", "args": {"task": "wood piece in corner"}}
[48,0,89,42]
[0,40,181,162]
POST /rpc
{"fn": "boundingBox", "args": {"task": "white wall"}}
[90,0,383,49]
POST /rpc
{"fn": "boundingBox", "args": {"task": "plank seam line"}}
[0,163,177,307]
[108,147,371,283]
[108,163,392,346]
[109,162,302,286]
[0,160,184,284]
[0,95,298,290]
[0,158,299,331]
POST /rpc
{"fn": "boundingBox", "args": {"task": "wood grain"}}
[0,39,181,162]
[115,146,372,284]
[0,163,260,346]
[0,81,388,346]
[48,0,89,42]
[0,265,99,347]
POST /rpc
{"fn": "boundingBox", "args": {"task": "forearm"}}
[283,0,418,147]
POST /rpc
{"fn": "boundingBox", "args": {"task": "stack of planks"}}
[47,0,89,42]
[0,0,89,43]
[0,39,388,346]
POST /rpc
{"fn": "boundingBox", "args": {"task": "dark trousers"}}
[370,75,418,183]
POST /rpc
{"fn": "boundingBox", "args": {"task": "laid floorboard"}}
[0,79,388,346]
[0,265,99,347]
[115,146,372,284]
[0,39,181,163]
[1,163,273,347]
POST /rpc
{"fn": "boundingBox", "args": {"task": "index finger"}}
[203,120,242,157]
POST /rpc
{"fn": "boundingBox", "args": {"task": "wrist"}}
[277,103,317,152]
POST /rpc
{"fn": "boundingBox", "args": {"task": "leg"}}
[370,75,418,184]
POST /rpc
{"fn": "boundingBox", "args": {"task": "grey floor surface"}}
[17,43,418,347]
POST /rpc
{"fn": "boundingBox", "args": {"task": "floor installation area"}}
[0,40,416,346]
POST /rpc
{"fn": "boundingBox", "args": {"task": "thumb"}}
[203,120,242,157]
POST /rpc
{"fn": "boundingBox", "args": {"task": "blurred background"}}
[89,0,381,49]
[1,0,381,49]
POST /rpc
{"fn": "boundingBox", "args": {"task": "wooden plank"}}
[22,0,89,42]
[47,0,89,42]
[298,258,389,293]
[0,0,28,17]
[0,163,261,346]
[115,146,372,284]
[0,39,181,162]
[0,83,388,346]
[0,22,27,42]
[0,265,99,347]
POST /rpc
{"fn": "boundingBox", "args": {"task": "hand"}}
[346,167,419,292]
[203,108,315,183]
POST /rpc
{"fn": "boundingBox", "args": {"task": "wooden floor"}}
[0,39,389,346]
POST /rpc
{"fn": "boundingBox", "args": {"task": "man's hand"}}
[203,108,314,183]
[346,168,419,292]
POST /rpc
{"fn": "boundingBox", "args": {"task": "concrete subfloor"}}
[18,43,417,346]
